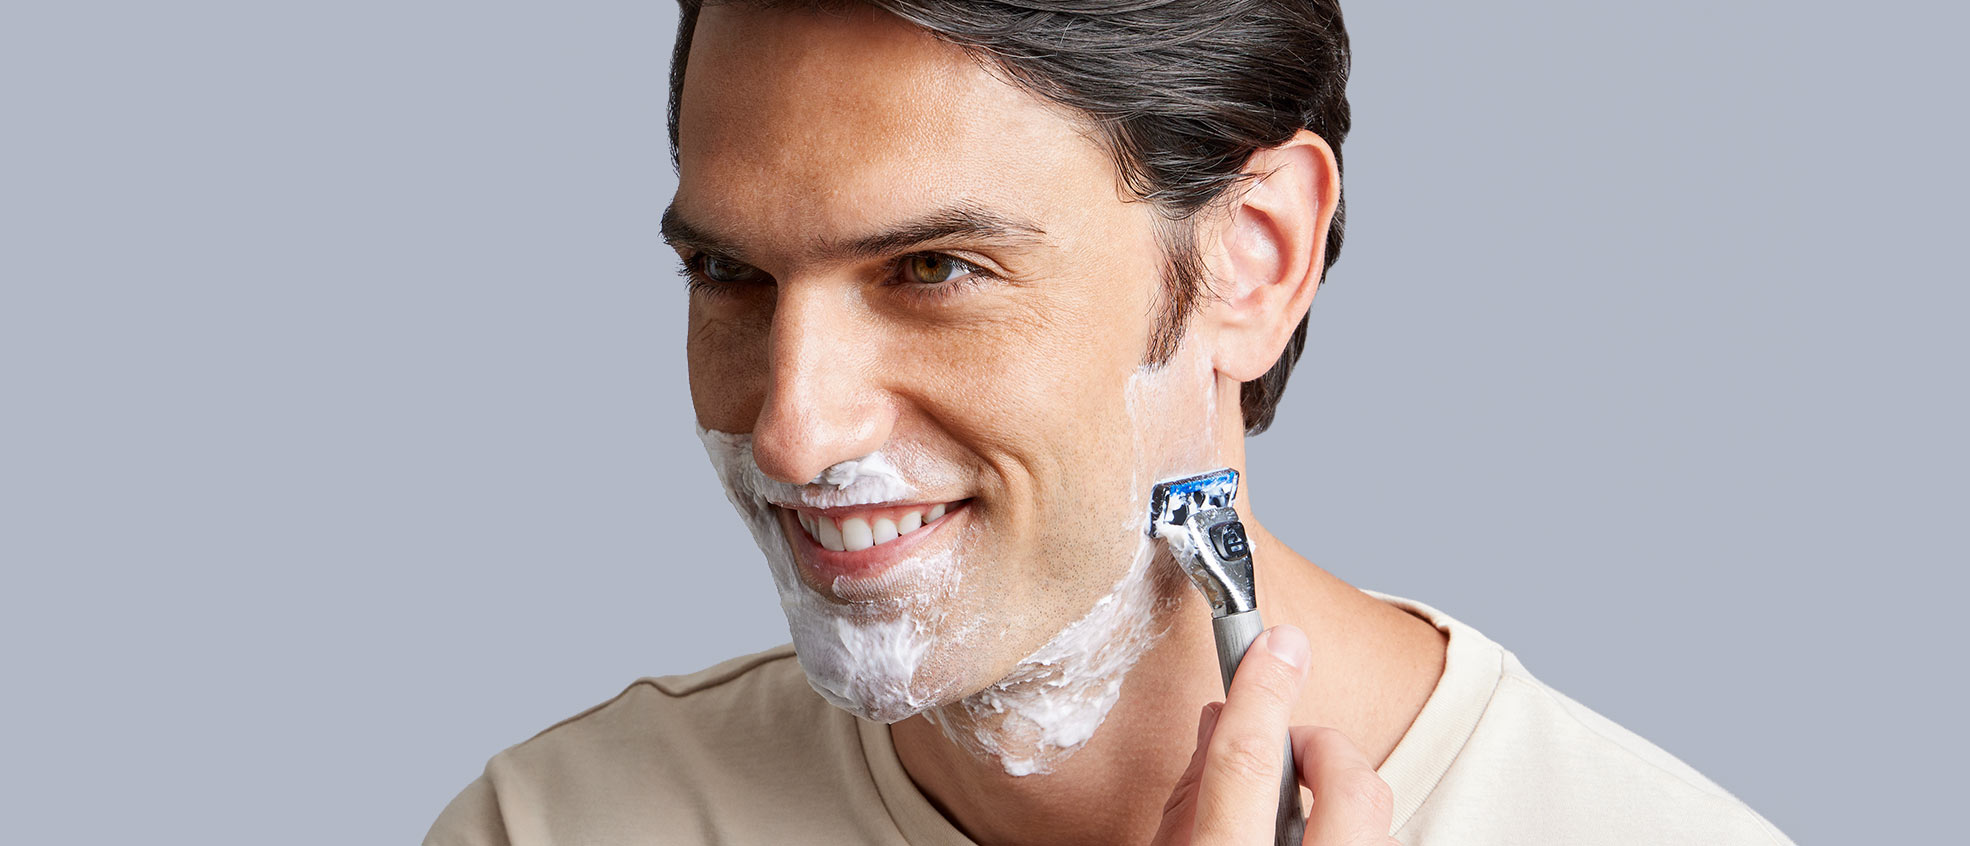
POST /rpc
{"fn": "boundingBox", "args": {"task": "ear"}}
[1198,129,1342,383]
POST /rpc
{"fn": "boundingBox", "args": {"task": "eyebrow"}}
[660,201,1051,263]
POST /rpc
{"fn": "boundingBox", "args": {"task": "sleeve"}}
[422,773,513,846]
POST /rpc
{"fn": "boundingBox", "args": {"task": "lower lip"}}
[782,503,965,593]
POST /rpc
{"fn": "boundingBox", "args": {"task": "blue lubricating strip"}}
[1147,468,1240,534]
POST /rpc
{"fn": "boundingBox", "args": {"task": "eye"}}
[900,253,980,286]
[697,254,766,284]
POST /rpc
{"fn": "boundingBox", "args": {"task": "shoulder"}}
[1362,590,1792,846]
[426,645,884,846]
[492,643,817,779]
[1499,654,1742,797]
[1428,648,1792,844]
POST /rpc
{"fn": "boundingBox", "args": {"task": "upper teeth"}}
[798,503,950,552]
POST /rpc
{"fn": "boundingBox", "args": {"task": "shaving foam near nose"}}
[695,340,1220,776]
[699,428,970,723]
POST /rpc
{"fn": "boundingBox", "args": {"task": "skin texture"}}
[671,5,1446,844]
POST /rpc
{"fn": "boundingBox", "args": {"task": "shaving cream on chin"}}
[698,427,969,723]
[697,404,1192,775]
[923,526,1183,776]
[920,353,1211,775]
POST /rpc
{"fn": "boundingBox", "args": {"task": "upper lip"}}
[767,498,962,518]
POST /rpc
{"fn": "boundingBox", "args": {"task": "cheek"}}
[686,298,773,430]
[900,309,1134,517]
[912,251,1162,441]
[918,280,1164,564]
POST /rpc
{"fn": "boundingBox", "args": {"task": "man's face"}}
[673,5,1221,723]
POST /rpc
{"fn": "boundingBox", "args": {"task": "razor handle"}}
[1173,501,1307,844]
[1213,610,1308,846]
[1190,508,1305,846]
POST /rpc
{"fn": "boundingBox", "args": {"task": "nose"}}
[749,280,893,485]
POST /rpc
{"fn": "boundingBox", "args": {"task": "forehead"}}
[674,4,1124,255]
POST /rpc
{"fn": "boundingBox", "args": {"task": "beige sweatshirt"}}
[425,591,1794,845]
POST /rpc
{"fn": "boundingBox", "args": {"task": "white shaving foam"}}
[696,340,1221,776]
[699,428,971,723]
[921,523,1183,775]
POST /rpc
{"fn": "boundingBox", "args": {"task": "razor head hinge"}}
[1176,506,1257,617]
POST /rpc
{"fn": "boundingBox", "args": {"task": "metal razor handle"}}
[1214,610,1308,846]
[1156,485,1306,845]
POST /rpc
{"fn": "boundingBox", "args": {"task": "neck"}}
[890,512,1448,845]
[892,381,1448,845]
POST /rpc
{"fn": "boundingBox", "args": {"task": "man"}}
[428,2,1794,844]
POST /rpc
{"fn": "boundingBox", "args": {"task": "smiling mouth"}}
[787,500,964,552]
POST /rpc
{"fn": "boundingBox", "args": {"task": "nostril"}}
[750,370,896,486]
[748,419,835,486]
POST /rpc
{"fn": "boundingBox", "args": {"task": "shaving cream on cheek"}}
[920,344,1222,776]
[699,425,1180,775]
[695,341,1217,776]
[698,428,975,723]
[922,521,1182,776]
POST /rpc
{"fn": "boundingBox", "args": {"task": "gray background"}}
[2,1,1960,843]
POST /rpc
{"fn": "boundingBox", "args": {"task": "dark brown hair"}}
[669,0,1350,434]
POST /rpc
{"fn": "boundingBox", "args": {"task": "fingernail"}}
[1197,702,1222,740]
[1265,625,1310,672]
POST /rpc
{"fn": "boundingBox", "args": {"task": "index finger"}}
[1190,625,1311,844]
[1293,725,1397,845]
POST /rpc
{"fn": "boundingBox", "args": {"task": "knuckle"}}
[1305,725,1348,745]
[1337,770,1395,818]
[1298,724,1347,755]
[1206,733,1280,785]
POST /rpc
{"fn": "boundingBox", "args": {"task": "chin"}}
[764,517,990,723]
[779,579,1001,724]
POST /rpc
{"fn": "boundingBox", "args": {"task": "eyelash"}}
[677,252,998,303]
[678,260,729,299]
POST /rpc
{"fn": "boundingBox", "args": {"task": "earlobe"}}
[1202,130,1341,383]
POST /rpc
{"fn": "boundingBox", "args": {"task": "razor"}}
[1149,468,1305,845]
